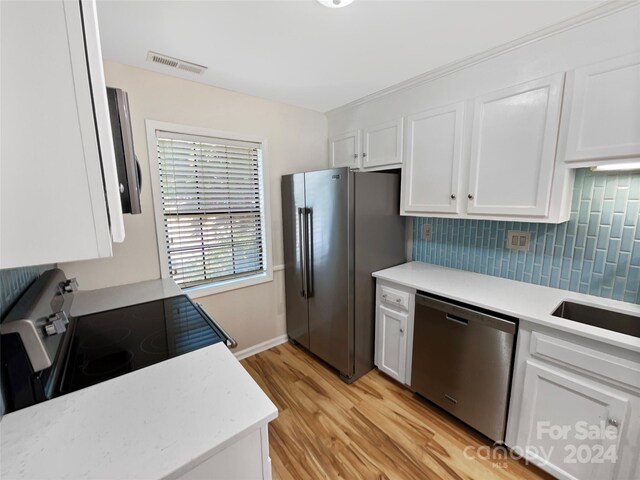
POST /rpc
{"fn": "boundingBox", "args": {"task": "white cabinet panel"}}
[0,0,123,268]
[178,426,272,480]
[562,53,640,164]
[402,103,464,215]
[363,118,403,169]
[376,304,408,383]
[514,360,632,480]
[330,130,361,169]
[467,74,564,217]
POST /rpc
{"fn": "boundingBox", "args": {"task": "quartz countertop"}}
[1,277,278,479]
[0,343,278,479]
[373,261,640,352]
[70,278,184,316]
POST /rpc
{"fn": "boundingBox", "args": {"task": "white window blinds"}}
[156,131,266,288]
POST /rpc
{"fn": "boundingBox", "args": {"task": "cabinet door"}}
[0,0,123,268]
[330,130,361,169]
[402,103,464,214]
[467,73,564,217]
[562,53,640,164]
[514,361,630,480]
[376,304,408,383]
[363,118,403,169]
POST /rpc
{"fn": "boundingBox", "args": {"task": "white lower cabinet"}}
[179,425,272,480]
[507,327,640,480]
[377,305,408,382]
[514,360,631,480]
[374,281,415,385]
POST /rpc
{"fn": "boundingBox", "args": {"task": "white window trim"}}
[145,120,273,297]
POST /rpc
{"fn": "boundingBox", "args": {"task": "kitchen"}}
[1,0,639,479]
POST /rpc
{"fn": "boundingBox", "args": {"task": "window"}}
[148,123,271,293]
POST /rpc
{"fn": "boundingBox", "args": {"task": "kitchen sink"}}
[552,301,640,339]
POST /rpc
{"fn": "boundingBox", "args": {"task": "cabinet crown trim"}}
[326,1,636,115]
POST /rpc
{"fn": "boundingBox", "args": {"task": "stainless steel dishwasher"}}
[411,292,518,443]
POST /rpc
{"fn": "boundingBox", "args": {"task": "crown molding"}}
[326,1,638,116]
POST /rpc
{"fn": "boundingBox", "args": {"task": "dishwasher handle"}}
[415,292,517,334]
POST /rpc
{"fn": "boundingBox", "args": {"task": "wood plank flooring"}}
[241,342,552,480]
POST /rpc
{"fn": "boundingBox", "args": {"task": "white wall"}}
[61,61,328,350]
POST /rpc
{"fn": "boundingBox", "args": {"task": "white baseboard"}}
[234,334,288,361]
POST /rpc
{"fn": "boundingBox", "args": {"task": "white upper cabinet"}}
[467,74,565,217]
[561,53,640,165]
[329,130,361,169]
[402,103,464,215]
[362,118,404,169]
[0,0,124,269]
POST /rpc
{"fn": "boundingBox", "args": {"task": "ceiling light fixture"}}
[317,0,355,9]
[590,162,640,172]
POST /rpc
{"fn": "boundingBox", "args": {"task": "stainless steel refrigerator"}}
[281,168,405,383]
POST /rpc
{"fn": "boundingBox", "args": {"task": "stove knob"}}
[63,278,79,293]
[44,323,57,336]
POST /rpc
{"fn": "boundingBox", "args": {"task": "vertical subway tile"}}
[611,213,624,238]
[614,186,629,213]
[624,200,639,227]
[604,175,618,199]
[594,249,606,274]
[631,241,640,267]
[410,170,640,303]
[601,200,614,225]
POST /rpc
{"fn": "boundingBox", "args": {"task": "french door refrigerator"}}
[281,168,405,382]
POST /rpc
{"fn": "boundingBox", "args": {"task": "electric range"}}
[0,268,235,413]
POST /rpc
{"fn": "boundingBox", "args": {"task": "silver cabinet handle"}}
[451,194,456,200]
[468,194,474,200]
[362,152,367,158]
[395,298,402,303]
[353,153,358,159]
[608,418,619,429]
[382,294,388,299]
[400,327,405,334]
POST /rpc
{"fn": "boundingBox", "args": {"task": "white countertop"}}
[70,278,183,317]
[0,343,278,480]
[373,262,640,352]
[1,278,277,479]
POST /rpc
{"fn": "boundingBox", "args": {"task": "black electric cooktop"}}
[59,295,226,394]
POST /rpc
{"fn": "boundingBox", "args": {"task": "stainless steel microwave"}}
[106,87,142,214]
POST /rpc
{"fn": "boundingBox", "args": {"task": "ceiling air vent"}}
[146,51,207,75]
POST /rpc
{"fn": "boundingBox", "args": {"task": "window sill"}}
[183,271,274,299]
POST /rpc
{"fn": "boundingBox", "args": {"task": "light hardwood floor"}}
[241,342,552,480]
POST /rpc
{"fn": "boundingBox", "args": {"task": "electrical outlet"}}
[506,231,531,251]
[422,223,432,241]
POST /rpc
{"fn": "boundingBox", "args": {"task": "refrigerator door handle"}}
[298,207,308,298]
[305,208,314,298]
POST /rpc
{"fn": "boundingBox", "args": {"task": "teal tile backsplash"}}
[412,169,640,304]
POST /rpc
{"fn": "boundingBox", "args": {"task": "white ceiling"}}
[97,0,604,112]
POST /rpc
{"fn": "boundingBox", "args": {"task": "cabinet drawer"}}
[380,286,409,311]
[529,332,640,390]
